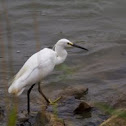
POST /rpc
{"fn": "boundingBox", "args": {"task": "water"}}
[0,0,126,125]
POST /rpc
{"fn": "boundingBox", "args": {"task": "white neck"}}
[55,45,67,65]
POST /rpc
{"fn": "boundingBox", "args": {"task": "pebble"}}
[16,50,21,53]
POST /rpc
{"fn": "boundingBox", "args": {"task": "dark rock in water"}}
[74,102,92,114]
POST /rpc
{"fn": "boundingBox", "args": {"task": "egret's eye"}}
[67,42,73,46]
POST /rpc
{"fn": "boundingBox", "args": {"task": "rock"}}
[34,111,65,126]
[47,114,65,126]
[34,111,50,126]
[16,50,21,53]
[57,85,88,100]
[18,109,65,126]
[17,85,88,126]
[74,102,92,114]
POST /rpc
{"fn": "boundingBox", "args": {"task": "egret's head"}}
[56,38,88,51]
[56,39,72,47]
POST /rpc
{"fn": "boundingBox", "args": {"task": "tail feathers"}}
[17,88,25,96]
[9,65,28,86]
[8,85,25,96]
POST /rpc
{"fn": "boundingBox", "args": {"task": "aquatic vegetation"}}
[7,106,17,126]
[95,102,126,118]
[52,103,58,118]
[55,64,80,81]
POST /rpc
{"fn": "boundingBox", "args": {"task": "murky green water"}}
[0,0,126,125]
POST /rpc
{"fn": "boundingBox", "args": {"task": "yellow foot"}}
[49,96,62,105]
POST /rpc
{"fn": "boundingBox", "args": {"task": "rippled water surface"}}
[0,0,126,125]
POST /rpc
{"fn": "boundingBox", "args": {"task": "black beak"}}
[72,44,88,51]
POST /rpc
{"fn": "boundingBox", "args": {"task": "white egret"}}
[8,38,88,114]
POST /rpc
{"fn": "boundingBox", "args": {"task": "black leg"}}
[38,82,50,104]
[27,83,36,115]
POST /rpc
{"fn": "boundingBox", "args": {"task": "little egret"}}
[8,38,88,114]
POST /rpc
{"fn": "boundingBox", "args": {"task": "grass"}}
[95,102,126,119]
[7,106,17,126]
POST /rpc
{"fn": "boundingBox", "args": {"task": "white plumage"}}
[8,39,71,96]
[9,49,54,95]
[8,38,88,96]
[8,38,88,114]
